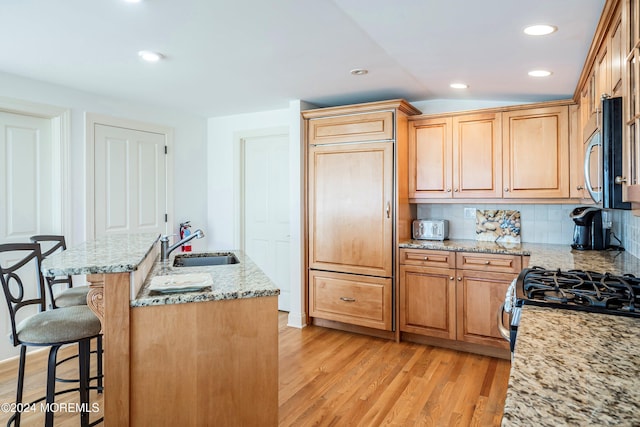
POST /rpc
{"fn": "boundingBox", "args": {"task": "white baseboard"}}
[287,311,307,329]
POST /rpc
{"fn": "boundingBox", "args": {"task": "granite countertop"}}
[131,250,280,307]
[41,232,161,277]
[501,307,639,426]
[399,238,640,275]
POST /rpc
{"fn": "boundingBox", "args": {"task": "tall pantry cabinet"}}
[303,100,420,334]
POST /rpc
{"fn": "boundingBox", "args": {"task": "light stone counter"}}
[400,238,640,426]
[501,307,639,426]
[400,238,640,275]
[41,232,161,277]
[132,250,280,307]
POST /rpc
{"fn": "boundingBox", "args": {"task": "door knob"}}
[615,176,627,185]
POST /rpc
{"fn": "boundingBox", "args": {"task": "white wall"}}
[0,71,208,248]
[207,100,313,327]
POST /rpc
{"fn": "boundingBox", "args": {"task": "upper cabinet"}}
[624,0,640,202]
[502,105,570,198]
[409,103,572,201]
[409,112,502,199]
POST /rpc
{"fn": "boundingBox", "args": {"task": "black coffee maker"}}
[570,206,607,250]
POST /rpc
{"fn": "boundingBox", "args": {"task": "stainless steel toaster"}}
[412,219,449,240]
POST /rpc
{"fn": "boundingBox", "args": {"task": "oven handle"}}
[497,302,510,342]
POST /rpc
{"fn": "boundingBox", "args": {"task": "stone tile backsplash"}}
[416,203,625,246]
[621,210,640,260]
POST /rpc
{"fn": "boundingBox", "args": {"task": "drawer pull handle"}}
[340,297,356,302]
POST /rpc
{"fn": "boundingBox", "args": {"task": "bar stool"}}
[29,235,104,394]
[0,243,102,427]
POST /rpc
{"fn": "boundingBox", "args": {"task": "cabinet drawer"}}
[309,270,392,330]
[308,112,394,145]
[400,249,455,268]
[456,252,522,274]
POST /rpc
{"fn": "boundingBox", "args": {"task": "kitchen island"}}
[41,233,280,426]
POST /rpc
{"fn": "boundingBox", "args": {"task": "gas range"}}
[499,266,640,355]
[515,266,640,318]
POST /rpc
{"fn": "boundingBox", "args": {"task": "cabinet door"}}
[456,270,512,349]
[309,269,392,330]
[409,117,453,198]
[502,106,570,198]
[308,142,393,276]
[308,112,394,145]
[399,265,456,340]
[452,113,502,198]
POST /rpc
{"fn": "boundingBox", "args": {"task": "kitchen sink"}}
[173,252,239,267]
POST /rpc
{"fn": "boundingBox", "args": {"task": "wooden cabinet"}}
[409,103,572,201]
[309,270,392,330]
[399,264,456,339]
[409,112,502,199]
[624,0,640,202]
[308,111,394,145]
[399,249,522,354]
[502,105,570,198]
[308,141,393,277]
[303,100,421,334]
[455,252,521,349]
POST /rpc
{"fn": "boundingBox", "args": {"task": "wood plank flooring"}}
[0,312,510,426]
[278,313,511,427]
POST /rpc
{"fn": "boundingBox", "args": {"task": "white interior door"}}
[0,111,59,360]
[243,134,291,311]
[94,124,167,237]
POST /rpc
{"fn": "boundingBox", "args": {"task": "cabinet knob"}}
[446,188,452,193]
[424,256,428,261]
[504,188,510,192]
[615,176,627,185]
[454,188,459,192]
[576,185,584,190]
[457,277,462,281]
[484,261,490,265]
[450,276,454,280]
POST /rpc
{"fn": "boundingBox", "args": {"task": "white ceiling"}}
[0,0,606,117]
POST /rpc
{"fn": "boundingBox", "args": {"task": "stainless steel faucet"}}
[160,229,205,262]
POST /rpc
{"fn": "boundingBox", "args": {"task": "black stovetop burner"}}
[515,266,640,318]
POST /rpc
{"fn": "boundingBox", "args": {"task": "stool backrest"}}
[0,243,47,346]
[30,235,72,309]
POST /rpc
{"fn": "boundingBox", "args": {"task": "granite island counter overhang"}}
[41,233,280,427]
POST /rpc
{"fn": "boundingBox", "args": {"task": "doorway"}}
[87,114,173,239]
[241,132,291,311]
[0,101,69,361]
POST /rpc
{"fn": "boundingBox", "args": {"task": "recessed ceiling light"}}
[524,25,557,36]
[350,68,368,76]
[138,51,164,62]
[450,83,468,89]
[528,70,552,77]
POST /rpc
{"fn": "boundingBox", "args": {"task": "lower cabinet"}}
[399,249,522,353]
[309,269,392,331]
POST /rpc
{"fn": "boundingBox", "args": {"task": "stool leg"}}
[44,346,60,427]
[9,346,27,427]
[96,335,103,393]
[78,340,90,427]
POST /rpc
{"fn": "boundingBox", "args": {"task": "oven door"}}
[497,279,520,355]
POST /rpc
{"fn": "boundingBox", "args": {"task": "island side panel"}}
[87,272,132,427]
[129,295,279,426]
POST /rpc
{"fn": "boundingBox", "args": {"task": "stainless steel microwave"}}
[583,96,630,210]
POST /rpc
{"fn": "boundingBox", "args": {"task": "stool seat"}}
[55,285,90,308]
[16,305,101,346]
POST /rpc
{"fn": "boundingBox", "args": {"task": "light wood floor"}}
[0,312,510,426]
